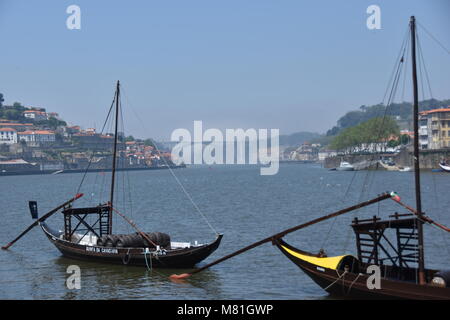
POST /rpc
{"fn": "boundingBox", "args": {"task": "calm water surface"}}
[1,164,449,299]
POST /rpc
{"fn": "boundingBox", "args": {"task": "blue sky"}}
[0,0,449,140]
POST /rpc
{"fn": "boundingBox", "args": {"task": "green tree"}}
[144,138,157,148]
[387,139,400,148]
[3,109,23,120]
[326,98,450,137]
[35,117,67,130]
[399,134,410,145]
[330,117,399,153]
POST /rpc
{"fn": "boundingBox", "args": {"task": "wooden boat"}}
[274,218,450,299]
[378,160,399,171]
[25,81,223,268]
[40,221,222,268]
[273,16,450,299]
[379,161,412,172]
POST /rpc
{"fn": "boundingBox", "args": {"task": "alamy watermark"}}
[66,265,81,289]
[171,121,279,175]
[366,5,381,30]
[66,5,81,30]
[366,265,381,289]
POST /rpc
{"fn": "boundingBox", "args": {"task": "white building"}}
[318,150,337,161]
[17,130,56,146]
[23,110,48,121]
[418,117,429,149]
[0,128,18,144]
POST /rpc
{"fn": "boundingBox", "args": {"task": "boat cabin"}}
[351,212,431,282]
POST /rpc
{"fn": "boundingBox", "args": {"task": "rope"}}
[417,21,450,55]
[120,85,219,235]
[346,272,363,295]
[336,25,410,254]
[417,33,434,100]
[75,93,116,197]
[144,250,152,271]
[323,270,347,291]
[122,248,131,265]
[110,206,158,247]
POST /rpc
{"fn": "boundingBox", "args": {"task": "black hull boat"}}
[36,81,223,269]
[271,16,450,300]
[2,81,223,270]
[168,16,450,299]
[275,238,450,300]
[41,222,222,268]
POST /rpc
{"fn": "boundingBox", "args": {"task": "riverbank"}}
[0,164,186,176]
[324,148,450,170]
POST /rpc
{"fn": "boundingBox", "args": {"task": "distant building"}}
[0,128,18,144]
[72,133,114,150]
[23,110,48,121]
[419,107,450,149]
[0,122,34,132]
[47,112,60,120]
[17,130,56,147]
[418,117,429,149]
[0,159,39,173]
[290,143,319,161]
[318,150,337,162]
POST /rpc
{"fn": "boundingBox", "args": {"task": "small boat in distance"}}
[336,161,354,171]
[438,161,450,172]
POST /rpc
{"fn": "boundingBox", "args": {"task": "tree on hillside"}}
[326,98,450,137]
[144,138,157,148]
[330,117,400,154]
[0,93,4,108]
[0,101,27,121]
[35,117,67,130]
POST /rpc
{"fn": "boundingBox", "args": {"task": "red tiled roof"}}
[0,123,33,126]
[0,128,17,132]
[420,107,450,115]
[23,110,46,114]
[18,130,55,135]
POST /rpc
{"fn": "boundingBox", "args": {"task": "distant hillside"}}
[279,131,323,146]
[326,98,450,136]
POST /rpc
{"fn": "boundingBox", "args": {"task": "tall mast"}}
[410,16,426,285]
[109,80,120,233]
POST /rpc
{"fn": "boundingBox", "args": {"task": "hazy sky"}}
[0,0,449,140]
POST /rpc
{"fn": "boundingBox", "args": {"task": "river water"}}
[1,164,449,299]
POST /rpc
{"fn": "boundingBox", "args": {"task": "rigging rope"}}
[120,85,219,236]
[417,34,434,100]
[417,21,450,55]
[75,93,116,197]
[323,270,347,291]
[337,27,410,254]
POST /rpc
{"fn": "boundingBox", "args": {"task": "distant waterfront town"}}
[1,93,449,174]
[281,102,450,170]
[0,97,176,175]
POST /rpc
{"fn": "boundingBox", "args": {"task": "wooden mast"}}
[410,16,426,285]
[108,80,120,234]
